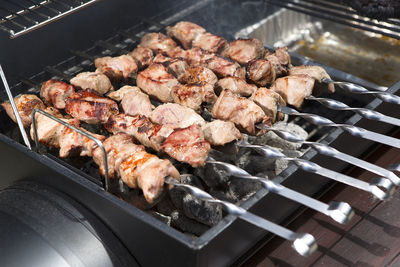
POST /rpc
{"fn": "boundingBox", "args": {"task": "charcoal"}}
[169,174,204,211]
[274,149,303,176]
[147,211,171,226]
[194,164,230,188]
[209,187,238,203]
[170,211,209,236]
[228,178,262,201]
[235,150,276,174]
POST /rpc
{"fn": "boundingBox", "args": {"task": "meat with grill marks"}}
[274,47,291,68]
[171,84,203,111]
[105,113,174,152]
[59,127,106,158]
[70,72,113,95]
[205,55,246,80]
[251,87,286,123]
[2,94,46,128]
[65,89,119,124]
[192,32,229,55]
[40,80,75,109]
[92,133,180,203]
[270,74,315,108]
[227,38,265,65]
[211,89,269,135]
[150,103,205,130]
[152,54,189,79]
[215,76,257,97]
[246,59,276,87]
[202,120,242,146]
[129,47,154,70]
[289,65,335,93]
[94,55,138,81]
[108,86,152,117]
[166,21,206,49]
[160,124,211,167]
[136,63,179,103]
[178,66,218,87]
[139,32,177,55]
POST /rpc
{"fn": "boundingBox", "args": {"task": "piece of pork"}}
[206,55,246,80]
[270,74,315,108]
[108,86,152,117]
[150,103,205,129]
[178,66,218,87]
[59,127,106,158]
[160,124,211,167]
[171,84,203,111]
[192,32,229,54]
[227,38,265,65]
[246,59,276,87]
[65,90,119,124]
[70,72,113,95]
[136,63,179,103]
[129,47,154,70]
[166,21,206,49]
[153,54,189,79]
[40,80,75,109]
[202,120,242,146]
[94,55,138,81]
[211,89,268,135]
[215,77,257,97]
[139,32,177,55]
[289,65,335,93]
[2,94,46,128]
[251,87,286,123]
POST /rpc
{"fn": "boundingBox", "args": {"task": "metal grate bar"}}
[0,0,100,39]
[265,0,400,40]
[96,40,130,55]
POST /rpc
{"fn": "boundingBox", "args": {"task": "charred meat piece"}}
[227,38,265,65]
[129,47,154,70]
[160,124,211,167]
[211,89,268,135]
[166,21,206,49]
[206,55,246,80]
[153,54,189,79]
[70,72,113,95]
[289,65,335,93]
[264,53,288,77]
[215,77,257,97]
[94,55,138,81]
[181,47,213,67]
[178,66,218,86]
[59,127,106,158]
[251,87,286,123]
[202,120,242,146]
[192,32,229,54]
[150,103,205,129]
[105,113,173,152]
[40,80,75,109]
[2,94,46,128]
[139,32,177,55]
[270,74,315,108]
[274,47,291,67]
[171,84,203,111]
[108,86,152,117]
[65,90,119,124]
[247,59,276,87]
[136,63,179,103]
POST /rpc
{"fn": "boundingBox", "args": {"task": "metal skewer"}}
[279,105,400,149]
[257,124,400,186]
[206,160,354,224]
[164,176,318,256]
[306,95,400,127]
[235,141,394,200]
[0,64,31,150]
[322,78,400,105]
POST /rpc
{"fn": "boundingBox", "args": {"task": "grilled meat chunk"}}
[171,84,203,111]
[180,47,213,66]
[289,65,335,93]
[246,59,276,87]
[160,124,211,167]
[108,86,152,117]
[65,90,119,124]
[206,55,246,80]
[150,103,205,129]
[264,53,288,77]
[153,54,189,79]
[178,66,218,86]
[59,127,105,158]
[40,80,75,109]
[70,72,113,95]
[270,74,315,108]
[105,114,173,152]
[227,38,265,65]
[129,47,154,70]
[2,94,46,128]
[192,32,228,54]
[215,77,257,97]
[202,120,242,146]
[139,32,177,54]
[136,63,179,103]
[94,55,138,81]
[251,87,286,123]
[274,47,291,67]
[166,21,206,49]
[211,89,268,135]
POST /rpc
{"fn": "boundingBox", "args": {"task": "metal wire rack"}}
[264,0,400,40]
[0,0,99,38]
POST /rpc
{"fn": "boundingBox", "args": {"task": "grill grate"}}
[0,0,99,38]
[264,0,400,40]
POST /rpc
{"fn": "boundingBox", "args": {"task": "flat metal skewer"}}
[164,176,318,256]
[257,124,400,186]
[279,105,400,149]
[235,141,394,200]
[206,160,354,224]
[0,64,31,150]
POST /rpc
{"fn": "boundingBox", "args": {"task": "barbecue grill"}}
[0,0,399,266]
